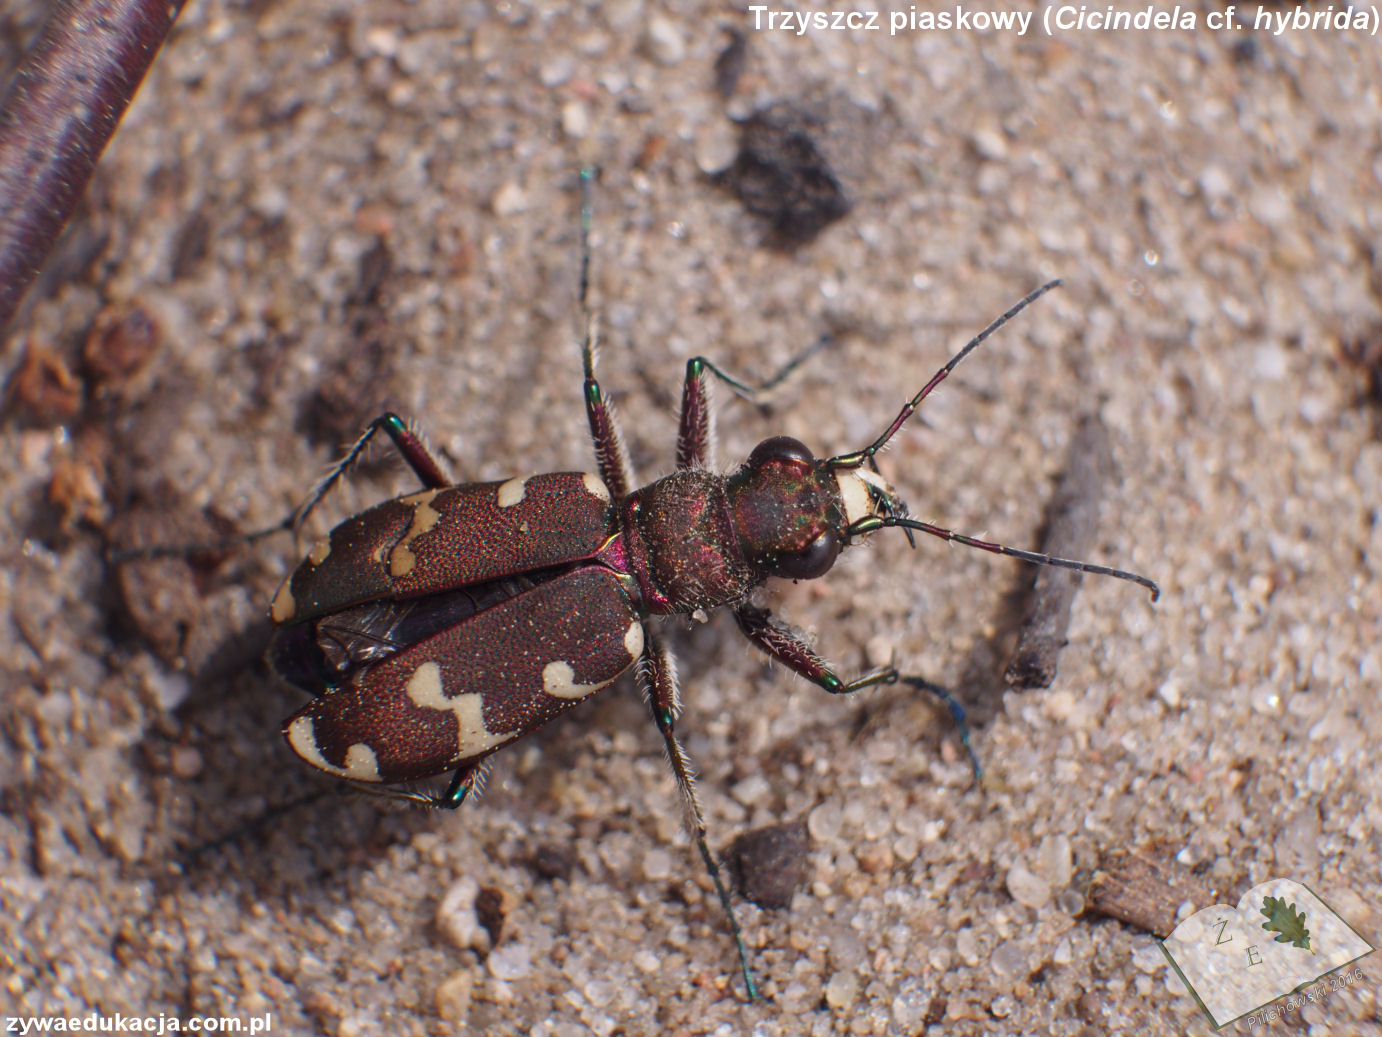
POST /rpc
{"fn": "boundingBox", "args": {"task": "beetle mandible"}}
[268,171,1159,998]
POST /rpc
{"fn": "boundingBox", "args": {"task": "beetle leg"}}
[577,173,636,499]
[294,412,451,532]
[676,335,832,470]
[344,759,486,810]
[733,603,897,694]
[431,760,487,809]
[734,605,982,778]
[580,316,637,501]
[639,634,760,1000]
[674,358,715,470]
[893,675,982,780]
[107,412,451,564]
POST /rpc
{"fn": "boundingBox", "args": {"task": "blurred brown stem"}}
[0,0,185,335]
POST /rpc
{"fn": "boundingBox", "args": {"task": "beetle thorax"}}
[626,469,755,614]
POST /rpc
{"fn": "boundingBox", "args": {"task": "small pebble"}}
[730,773,771,808]
[491,181,527,216]
[1036,834,1073,889]
[644,16,686,65]
[539,56,574,87]
[642,847,674,881]
[955,928,980,965]
[857,842,894,874]
[989,993,1016,1018]
[1006,864,1052,909]
[990,940,1027,979]
[1055,889,1086,916]
[487,943,532,981]
[561,101,590,139]
[970,123,1008,160]
[434,971,474,1022]
[808,800,843,842]
[825,969,859,1009]
[436,876,489,954]
[1052,937,1073,965]
[890,981,930,1028]
[170,745,204,779]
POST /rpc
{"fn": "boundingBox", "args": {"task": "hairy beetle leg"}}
[344,760,486,810]
[676,337,830,471]
[107,414,452,565]
[733,603,898,695]
[640,634,761,1001]
[294,412,452,533]
[734,604,981,779]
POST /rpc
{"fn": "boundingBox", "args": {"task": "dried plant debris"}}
[81,304,162,401]
[106,499,238,665]
[1085,849,1233,939]
[6,305,166,538]
[712,27,748,99]
[1341,324,1382,415]
[1004,414,1115,689]
[5,339,83,425]
[714,100,856,247]
[726,819,811,910]
[530,842,576,882]
[6,304,161,428]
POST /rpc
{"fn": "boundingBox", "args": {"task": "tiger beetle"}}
[265,170,1159,999]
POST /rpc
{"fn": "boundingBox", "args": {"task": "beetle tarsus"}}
[898,676,983,783]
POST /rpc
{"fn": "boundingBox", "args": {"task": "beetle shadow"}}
[122,615,459,903]
[949,567,1037,729]
[149,614,671,910]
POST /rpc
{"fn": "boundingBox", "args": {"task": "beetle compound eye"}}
[748,435,814,469]
[774,529,841,580]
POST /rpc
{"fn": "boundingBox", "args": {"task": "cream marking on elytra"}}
[582,472,612,503]
[542,661,612,700]
[390,488,442,578]
[307,537,331,567]
[624,619,644,659]
[286,716,382,782]
[270,580,296,624]
[405,661,518,758]
[497,476,531,508]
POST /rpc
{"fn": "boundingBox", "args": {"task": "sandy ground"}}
[3,1,1380,1034]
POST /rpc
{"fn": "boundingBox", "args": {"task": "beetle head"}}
[715,281,1159,602]
[725,435,907,582]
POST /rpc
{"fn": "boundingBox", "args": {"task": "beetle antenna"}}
[578,167,595,317]
[831,280,1061,470]
[849,513,1160,600]
[578,165,601,382]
